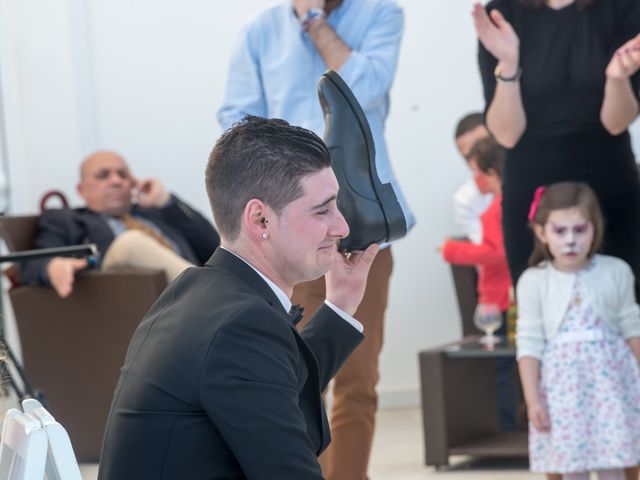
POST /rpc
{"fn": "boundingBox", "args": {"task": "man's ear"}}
[76,182,85,201]
[533,223,547,245]
[243,199,272,240]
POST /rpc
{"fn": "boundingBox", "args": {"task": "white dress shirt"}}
[453,178,494,244]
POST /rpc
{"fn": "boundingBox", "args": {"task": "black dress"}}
[479,0,640,296]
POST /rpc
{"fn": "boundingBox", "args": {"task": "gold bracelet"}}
[494,65,522,82]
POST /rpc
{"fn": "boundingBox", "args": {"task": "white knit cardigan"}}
[515,254,640,360]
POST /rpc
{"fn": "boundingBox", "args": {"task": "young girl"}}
[517,181,640,480]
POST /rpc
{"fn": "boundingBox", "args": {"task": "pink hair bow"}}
[527,186,546,222]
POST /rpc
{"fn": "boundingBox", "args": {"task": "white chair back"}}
[0,408,47,480]
[22,398,82,480]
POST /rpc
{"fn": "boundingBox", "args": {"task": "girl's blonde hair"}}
[528,181,604,267]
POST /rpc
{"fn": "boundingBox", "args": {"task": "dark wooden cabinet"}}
[418,336,528,468]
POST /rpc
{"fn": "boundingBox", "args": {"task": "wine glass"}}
[474,303,503,347]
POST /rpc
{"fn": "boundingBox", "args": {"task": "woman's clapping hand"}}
[471,2,520,67]
[606,33,640,80]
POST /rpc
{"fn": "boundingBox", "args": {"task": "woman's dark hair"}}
[519,0,595,9]
[528,181,604,266]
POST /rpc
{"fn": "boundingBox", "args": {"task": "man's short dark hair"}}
[206,116,332,241]
[454,112,484,139]
[470,135,505,178]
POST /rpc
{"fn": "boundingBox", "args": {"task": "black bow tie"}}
[288,304,305,326]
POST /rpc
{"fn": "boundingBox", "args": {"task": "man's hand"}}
[134,178,171,208]
[293,0,324,17]
[46,257,88,298]
[437,237,451,255]
[325,243,379,316]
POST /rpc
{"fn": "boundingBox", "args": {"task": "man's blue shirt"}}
[218,0,415,232]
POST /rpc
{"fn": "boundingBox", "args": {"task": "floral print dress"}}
[529,270,640,473]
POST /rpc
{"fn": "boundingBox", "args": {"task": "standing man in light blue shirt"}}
[218,1,413,478]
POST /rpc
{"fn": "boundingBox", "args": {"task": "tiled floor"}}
[80,407,538,479]
[369,407,536,479]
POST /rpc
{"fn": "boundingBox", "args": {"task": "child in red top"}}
[441,136,511,311]
[440,135,517,431]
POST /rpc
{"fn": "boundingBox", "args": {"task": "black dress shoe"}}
[317,70,407,252]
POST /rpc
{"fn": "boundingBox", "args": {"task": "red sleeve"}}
[442,200,506,267]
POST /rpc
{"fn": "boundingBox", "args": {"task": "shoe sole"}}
[320,70,406,250]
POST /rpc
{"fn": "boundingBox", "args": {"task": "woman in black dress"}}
[472,0,640,293]
[472,2,640,479]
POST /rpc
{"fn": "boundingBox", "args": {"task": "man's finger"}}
[57,282,73,298]
[53,270,75,298]
[361,243,380,266]
[347,244,379,268]
[70,258,89,272]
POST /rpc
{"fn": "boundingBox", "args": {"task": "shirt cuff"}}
[324,299,364,333]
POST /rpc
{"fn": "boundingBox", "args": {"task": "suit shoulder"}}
[177,266,293,334]
[222,302,290,334]
[37,208,94,231]
[204,300,299,375]
[150,268,296,365]
[39,207,83,220]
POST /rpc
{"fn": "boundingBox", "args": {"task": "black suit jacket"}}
[19,195,220,286]
[98,248,363,479]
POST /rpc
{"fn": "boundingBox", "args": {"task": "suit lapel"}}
[291,334,331,453]
[206,248,330,453]
[205,248,289,316]
[76,209,117,256]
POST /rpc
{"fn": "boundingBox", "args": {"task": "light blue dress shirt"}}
[217,0,415,232]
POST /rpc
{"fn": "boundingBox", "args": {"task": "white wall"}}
[2,0,640,407]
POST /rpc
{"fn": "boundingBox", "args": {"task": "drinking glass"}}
[473,303,503,346]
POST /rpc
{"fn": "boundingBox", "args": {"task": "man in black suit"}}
[19,150,220,297]
[98,116,379,479]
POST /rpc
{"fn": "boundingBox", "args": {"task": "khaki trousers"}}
[101,230,193,282]
[293,247,393,480]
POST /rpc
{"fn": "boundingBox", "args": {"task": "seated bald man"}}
[19,151,220,297]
